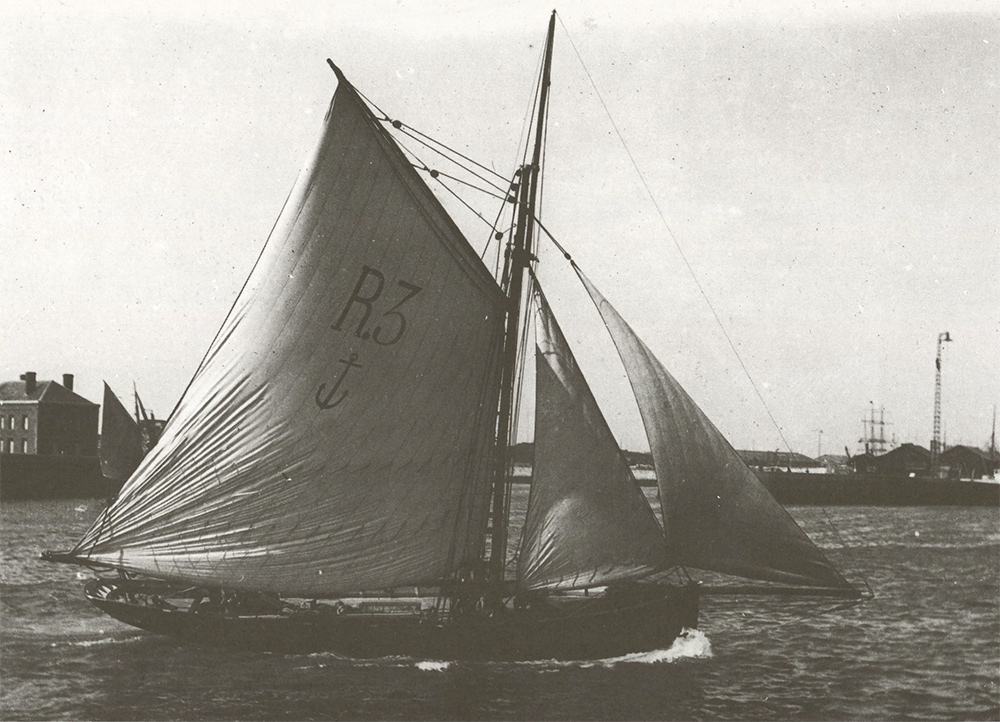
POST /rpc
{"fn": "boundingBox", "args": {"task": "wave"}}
[415,660,452,672]
[553,628,713,669]
[66,635,145,648]
[0,579,75,592]
[15,631,148,649]
[835,541,1000,551]
[298,629,712,671]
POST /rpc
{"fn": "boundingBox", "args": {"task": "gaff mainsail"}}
[72,69,506,598]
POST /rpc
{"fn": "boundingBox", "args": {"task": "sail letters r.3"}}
[316,265,423,410]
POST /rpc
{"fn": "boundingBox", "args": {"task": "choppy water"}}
[2,498,998,720]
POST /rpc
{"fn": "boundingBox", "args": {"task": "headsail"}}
[70,67,505,597]
[579,272,852,589]
[518,286,665,591]
[99,382,144,483]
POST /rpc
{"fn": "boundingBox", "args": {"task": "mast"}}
[860,403,889,455]
[990,405,997,477]
[487,10,557,591]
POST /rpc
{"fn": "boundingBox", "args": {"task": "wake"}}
[569,628,713,669]
[412,628,713,671]
[299,629,712,671]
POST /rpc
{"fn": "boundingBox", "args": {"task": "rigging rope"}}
[532,204,876,598]
[412,163,508,201]
[354,84,518,269]
[555,14,795,456]
[396,125,509,194]
[389,134,514,260]
[547,16,875,600]
[503,263,536,581]
[390,116,508,182]
[430,173,503,224]
[367,104,533,273]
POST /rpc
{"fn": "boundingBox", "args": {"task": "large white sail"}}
[517,287,665,591]
[579,273,852,589]
[73,69,505,597]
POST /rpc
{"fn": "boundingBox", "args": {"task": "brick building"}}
[0,372,98,457]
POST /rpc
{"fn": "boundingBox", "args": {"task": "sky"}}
[3,0,998,456]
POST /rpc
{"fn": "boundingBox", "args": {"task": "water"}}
[2,499,998,720]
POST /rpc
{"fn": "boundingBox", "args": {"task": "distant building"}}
[0,372,98,457]
[850,451,878,475]
[871,443,930,478]
[940,445,998,480]
[738,450,824,473]
[816,454,852,474]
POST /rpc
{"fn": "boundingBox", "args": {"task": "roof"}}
[876,443,930,463]
[0,380,97,406]
[737,450,821,466]
[817,454,850,464]
[941,444,994,461]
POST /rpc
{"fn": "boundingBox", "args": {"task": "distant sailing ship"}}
[99,383,165,485]
[44,12,860,660]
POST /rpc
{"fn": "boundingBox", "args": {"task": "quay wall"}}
[0,454,120,501]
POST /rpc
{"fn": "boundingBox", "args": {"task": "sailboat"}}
[43,12,860,660]
[99,383,166,486]
[98,383,145,485]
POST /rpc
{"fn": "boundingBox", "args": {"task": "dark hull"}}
[84,579,699,660]
[758,472,1000,506]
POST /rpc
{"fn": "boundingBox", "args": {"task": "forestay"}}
[518,287,665,591]
[579,273,852,589]
[72,69,506,597]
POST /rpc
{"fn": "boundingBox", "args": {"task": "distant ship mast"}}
[930,331,952,469]
[989,405,997,478]
[860,403,890,455]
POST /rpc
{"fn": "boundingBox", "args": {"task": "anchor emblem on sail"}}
[315,353,363,409]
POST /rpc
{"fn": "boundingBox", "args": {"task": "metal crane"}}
[930,331,952,470]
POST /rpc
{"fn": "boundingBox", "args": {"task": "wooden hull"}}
[84,579,699,660]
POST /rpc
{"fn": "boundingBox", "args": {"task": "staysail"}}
[99,382,144,483]
[71,67,506,597]
[518,287,665,590]
[579,272,852,589]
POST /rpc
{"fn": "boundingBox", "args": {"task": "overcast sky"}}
[3,0,997,455]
